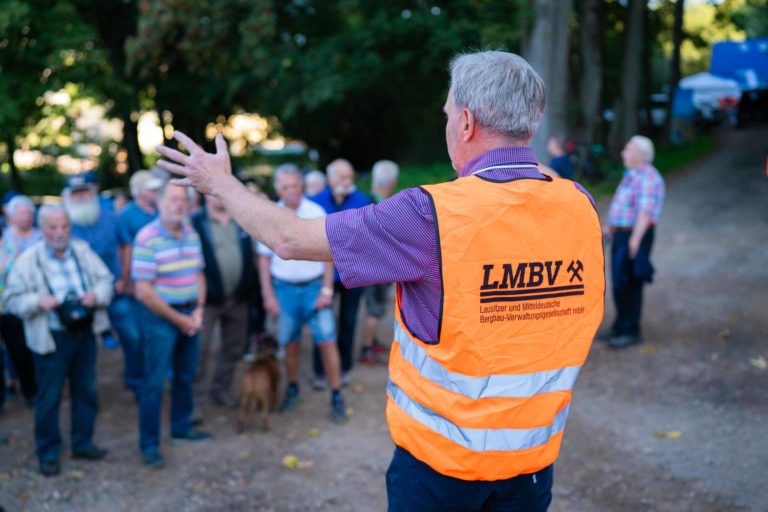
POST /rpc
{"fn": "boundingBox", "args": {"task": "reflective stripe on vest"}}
[387,379,570,452]
[394,321,582,399]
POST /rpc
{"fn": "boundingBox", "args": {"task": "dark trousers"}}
[313,282,364,376]
[107,295,144,398]
[137,303,199,452]
[386,447,553,512]
[0,313,37,400]
[611,228,655,337]
[33,330,98,463]
[195,298,249,405]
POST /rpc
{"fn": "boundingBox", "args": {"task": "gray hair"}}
[372,160,399,189]
[630,135,655,163]
[304,170,326,186]
[156,181,189,202]
[37,204,69,227]
[6,195,35,218]
[273,163,303,185]
[449,51,545,141]
[326,159,353,180]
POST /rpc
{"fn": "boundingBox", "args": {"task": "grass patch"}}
[359,136,716,199]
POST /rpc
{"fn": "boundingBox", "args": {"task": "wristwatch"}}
[320,287,334,297]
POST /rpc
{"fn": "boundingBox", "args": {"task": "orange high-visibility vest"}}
[386,174,605,481]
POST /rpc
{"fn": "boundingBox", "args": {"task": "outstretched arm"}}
[156,131,332,262]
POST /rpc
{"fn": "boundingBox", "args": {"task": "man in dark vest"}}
[191,193,257,414]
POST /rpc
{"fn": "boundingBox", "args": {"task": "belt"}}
[611,224,655,233]
[170,301,198,310]
[272,276,323,286]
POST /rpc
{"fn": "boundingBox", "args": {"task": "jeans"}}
[611,228,655,337]
[313,282,364,376]
[386,447,553,512]
[108,295,144,398]
[33,330,98,463]
[0,313,37,401]
[137,303,199,452]
[273,278,336,347]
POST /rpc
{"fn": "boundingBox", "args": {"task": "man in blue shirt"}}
[309,159,371,388]
[547,136,574,180]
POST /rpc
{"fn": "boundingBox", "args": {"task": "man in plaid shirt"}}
[604,135,666,348]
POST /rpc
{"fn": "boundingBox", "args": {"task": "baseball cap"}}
[83,171,99,184]
[66,174,92,192]
[130,170,163,192]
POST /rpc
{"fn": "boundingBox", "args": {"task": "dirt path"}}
[1,126,767,511]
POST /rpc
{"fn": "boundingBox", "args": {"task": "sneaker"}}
[171,429,212,442]
[280,388,301,413]
[607,334,642,349]
[72,445,108,460]
[331,395,349,424]
[311,376,327,391]
[102,334,119,350]
[142,450,164,469]
[372,339,387,354]
[39,459,60,477]
[359,349,376,366]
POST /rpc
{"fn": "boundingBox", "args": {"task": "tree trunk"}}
[610,0,646,155]
[642,1,654,132]
[121,112,145,174]
[525,0,574,161]
[665,0,685,140]
[5,133,23,193]
[579,0,604,145]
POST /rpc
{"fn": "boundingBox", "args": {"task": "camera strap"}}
[36,247,90,297]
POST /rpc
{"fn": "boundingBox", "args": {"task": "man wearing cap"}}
[82,171,115,212]
[114,170,163,396]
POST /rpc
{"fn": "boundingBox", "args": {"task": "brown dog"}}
[238,336,280,433]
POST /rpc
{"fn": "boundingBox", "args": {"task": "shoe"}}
[39,460,60,477]
[102,334,119,350]
[595,329,617,342]
[72,445,108,460]
[171,429,212,442]
[607,334,642,349]
[311,376,327,391]
[372,340,387,354]
[331,395,349,424]
[191,415,204,427]
[279,389,301,413]
[359,349,376,366]
[142,450,164,469]
[341,372,351,388]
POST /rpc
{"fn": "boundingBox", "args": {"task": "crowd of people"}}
[0,158,400,475]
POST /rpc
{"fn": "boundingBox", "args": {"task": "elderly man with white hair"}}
[0,195,43,407]
[308,158,372,389]
[303,169,327,197]
[603,135,665,348]
[3,205,113,477]
[157,50,605,511]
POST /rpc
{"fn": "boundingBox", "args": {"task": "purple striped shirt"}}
[607,164,665,227]
[326,146,593,343]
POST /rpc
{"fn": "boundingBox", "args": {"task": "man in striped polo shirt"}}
[132,183,211,469]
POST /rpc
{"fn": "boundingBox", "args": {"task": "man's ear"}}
[461,107,475,143]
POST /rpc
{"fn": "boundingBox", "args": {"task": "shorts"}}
[273,277,336,346]
[365,283,390,319]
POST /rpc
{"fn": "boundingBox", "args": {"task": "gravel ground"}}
[0,125,766,511]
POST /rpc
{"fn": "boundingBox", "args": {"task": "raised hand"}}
[156,131,233,196]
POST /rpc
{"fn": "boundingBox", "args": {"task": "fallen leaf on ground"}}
[307,428,321,437]
[281,454,299,469]
[654,431,682,439]
[67,470,85,481]
[346,407,355,417]
[643,345,657,354]
[352,384,365,393]
[749,356,767,370]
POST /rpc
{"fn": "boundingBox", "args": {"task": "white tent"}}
[679,72,741,108]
